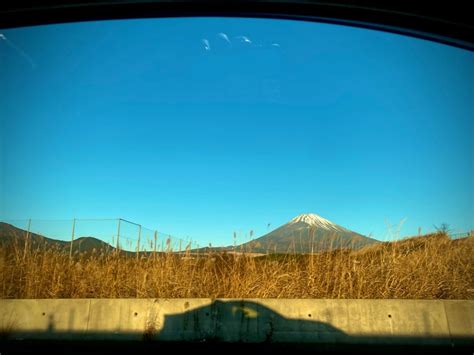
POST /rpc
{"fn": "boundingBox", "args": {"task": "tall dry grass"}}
[0,232,472,299]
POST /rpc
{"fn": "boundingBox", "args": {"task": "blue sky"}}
[1,17,473,246]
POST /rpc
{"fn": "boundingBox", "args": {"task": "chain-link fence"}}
[0,218,201,257]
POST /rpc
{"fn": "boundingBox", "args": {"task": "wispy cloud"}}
[0,33,36,68]
[235,35,252,44]
[201,33,279,53]
[218,32,231,45]
[201,38,211,51]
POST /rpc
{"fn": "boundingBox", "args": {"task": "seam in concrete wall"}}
[442,301,454,347]
[85,299,91,338]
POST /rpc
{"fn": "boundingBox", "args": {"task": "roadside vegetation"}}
[1,232,472,299]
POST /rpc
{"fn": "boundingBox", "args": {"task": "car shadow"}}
[152,299,346,343]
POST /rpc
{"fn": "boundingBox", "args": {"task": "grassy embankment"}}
[1,232,472,299]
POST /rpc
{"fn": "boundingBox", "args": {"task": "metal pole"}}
[153,230,157,260]
[69,218,76,259]
[23,218,32,261]
[136,225,142,260]
[116,218,121,253]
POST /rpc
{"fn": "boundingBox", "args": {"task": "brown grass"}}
[1,232,473,299]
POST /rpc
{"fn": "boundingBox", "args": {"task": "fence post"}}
[116,218,121,253]
[136,224,142,260]
[69,218,76,260]
[23,218,32,261]
[153,230,157,260]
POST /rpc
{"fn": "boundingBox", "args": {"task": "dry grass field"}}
[1,232,472,299]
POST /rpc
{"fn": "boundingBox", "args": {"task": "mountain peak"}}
[289,213,344,231]
[235,213,377,253]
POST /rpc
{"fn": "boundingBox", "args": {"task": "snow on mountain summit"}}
[233,213,377,253]
[289,213,346,231]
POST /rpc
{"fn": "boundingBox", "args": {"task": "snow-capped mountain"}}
[288,213,348,232]
[235,213,379,253]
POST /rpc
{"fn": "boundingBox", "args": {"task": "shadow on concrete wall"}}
[152,299,345,343]
[1,299,473,354]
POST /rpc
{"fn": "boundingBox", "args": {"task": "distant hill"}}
[0,222,68,249]
[0,222,114,254]
[232,213,380,253]
[1,213,380,256]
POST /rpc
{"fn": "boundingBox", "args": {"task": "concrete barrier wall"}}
[0,299,473,345]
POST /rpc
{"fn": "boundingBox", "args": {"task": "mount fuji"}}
[236,213,379,253]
